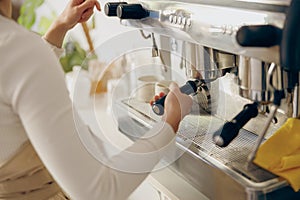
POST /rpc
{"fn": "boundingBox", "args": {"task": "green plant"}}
[18,0,45,31]
[37,11,56,35]
[17,0,91,73]
[59,41,89,73]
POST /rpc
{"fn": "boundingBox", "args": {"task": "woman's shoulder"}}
[0,16,45,49]
[0,16,59,75]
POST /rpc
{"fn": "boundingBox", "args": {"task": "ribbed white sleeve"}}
[0,17,176,200]
[42,36,65,58]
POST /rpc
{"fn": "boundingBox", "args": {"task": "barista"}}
[0,0,193,199]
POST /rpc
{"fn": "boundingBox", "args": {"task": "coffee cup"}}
[155,80,174,95]
[136,75,162,102]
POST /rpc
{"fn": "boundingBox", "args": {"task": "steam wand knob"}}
[236,25,282,47]
[213,102,259,147]
[152,80,201,116]
[104,2,128,17]
[117,4,149,19]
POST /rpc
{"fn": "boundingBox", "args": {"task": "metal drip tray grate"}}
[176,114,277,183]
[120,98,277,183]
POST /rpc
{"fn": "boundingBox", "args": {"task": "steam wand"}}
[247,101,279,164]
[151,32,168,72]
[247,63,285,164]
[139,31,167,72]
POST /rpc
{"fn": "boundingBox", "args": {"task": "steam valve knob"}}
[104,2,128,17]
[236,25,282,47]
[117,4,149,19]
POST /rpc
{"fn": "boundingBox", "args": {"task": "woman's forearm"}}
[43,19,69,48]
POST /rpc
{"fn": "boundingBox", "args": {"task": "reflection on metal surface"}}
[118,98,296,199]
[104,0,300,198]
[120,0,286,63]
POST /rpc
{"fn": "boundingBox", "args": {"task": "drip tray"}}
[118,98,299,199]
[176,114,277,183]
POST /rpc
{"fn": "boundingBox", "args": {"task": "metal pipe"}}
[247,104,278,164]
[292,84,299,117]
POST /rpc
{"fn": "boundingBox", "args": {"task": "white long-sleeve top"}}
[0,15,176,200]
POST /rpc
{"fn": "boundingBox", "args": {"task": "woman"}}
[0,0,193,199]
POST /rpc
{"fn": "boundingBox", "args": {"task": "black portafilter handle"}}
[152,80,200,116]
[213,103,259,147]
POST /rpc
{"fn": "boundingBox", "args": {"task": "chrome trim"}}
[120,0,286,63]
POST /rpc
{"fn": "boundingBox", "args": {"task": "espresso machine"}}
[104,0,300,199]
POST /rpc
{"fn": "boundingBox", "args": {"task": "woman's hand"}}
[58,0,101,30]
[43,0,101,48]
[151,82,193,132]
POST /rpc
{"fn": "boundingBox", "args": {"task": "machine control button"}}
[169,15,174,23]
[172,15,177,24]
[168,10,191,27]
[182,17,186,25]
[177,16,182,25]
[225,25,233,35]
[186,18,191,26]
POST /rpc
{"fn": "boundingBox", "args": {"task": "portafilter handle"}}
[152,80,201,116]
[213,102,259,147]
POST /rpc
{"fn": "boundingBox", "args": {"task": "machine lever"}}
[152,80,201,116]
[104,2,128,17]
[117,4,149,19]
[236,25,282,47]
[213,102,259,147]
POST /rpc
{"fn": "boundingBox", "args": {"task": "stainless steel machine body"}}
[105,0,300,199]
